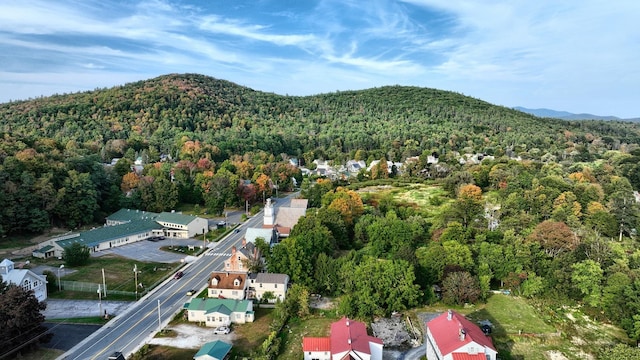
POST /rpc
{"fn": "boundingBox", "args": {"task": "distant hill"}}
[1,74,640,163]
[514,106,639,122]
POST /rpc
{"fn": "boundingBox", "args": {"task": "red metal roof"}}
[330,317,383,356]
[427,311,496,357]
[452,353,489,360]
[302,337,331,352]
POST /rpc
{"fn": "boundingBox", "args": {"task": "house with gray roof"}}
[185,298,254,327]
[247,272,290,303]
[1,259,47,302]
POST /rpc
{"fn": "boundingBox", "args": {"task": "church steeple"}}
[264,198,274,226]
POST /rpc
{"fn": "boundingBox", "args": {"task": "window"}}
[274,284,278,288]
[232,291,238,296]
[211,290,217,295]
[259,283,262,288]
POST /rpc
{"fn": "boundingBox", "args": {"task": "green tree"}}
[0,278,51,358]
[55,170,99,228]
[63,243,91,267]
[571,259,604,307]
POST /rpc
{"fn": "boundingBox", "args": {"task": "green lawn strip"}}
[59,255,179,294]
[17,347,65,360]
[46,316,108,325]
[133,344,195,360]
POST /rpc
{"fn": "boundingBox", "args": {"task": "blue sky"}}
[1,0,639,118]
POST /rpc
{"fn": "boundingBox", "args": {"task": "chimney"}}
[231,246,236,254]
[447,310,453,321]
[459,328,466,341]
[242,238,247,247]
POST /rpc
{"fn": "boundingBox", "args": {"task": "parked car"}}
[186,289,196,296]
[174,271,184,279]
[233,229,240,234]
[213,326,230,335]
[107,352,125,360]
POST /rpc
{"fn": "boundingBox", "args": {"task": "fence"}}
[60,280,102,293]
[59,280,141,297]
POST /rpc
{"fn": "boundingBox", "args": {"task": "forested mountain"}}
[0,73,639,237]
[2,73,639,164]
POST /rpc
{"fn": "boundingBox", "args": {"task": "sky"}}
[1,0,639,118]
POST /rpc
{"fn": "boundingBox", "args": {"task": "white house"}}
[247,272,289,303]
[426,310,497,360]
[185,298,254,327]
[207,272,248,300]
[0,259,48,302]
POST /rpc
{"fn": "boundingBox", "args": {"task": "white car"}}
[213,326,230,335]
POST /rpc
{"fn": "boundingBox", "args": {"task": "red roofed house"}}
[426,310,497,360]
[302,317,383,360]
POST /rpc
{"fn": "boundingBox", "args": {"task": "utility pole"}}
[97,285,102,318]
[157,300,161,331]
[102,268,107,298]
[134,264,138,300]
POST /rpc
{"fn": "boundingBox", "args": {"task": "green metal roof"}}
[185,298,252,314]
[34,245,54,253]
[106,208,159,223]
[56,220,162,248]
[194,340,232,360]
[156,212,198,226]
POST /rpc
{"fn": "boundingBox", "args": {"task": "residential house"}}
[247,272,289,303]
[223,241,259,273]
[0,259,48,302]
[194,340,232,360]
[302,317,383,360]
[425,310,497,360]
[207,272,247,299]
[185,298,254,327]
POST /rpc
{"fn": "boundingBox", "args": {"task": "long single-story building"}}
[32,208,209,259]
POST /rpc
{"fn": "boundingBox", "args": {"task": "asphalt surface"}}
[43,323,102,351]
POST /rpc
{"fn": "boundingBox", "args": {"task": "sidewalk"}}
[43,299,133,319]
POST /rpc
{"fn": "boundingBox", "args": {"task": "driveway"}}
[92,238,205,263]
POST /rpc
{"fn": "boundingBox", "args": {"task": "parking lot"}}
[92,238,207,263]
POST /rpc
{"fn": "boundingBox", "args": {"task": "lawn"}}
[460,294,630,360]
[278,309,340,360]
[14,347,64,360]
[230,307,275,357]
[134,345,195,360]
[53,254,179,298]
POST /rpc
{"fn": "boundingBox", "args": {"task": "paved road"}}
[58,193,298,360]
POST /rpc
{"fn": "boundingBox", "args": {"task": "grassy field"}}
[14,347,65,360]
[48,254,179,298]
[440,293,631,360]
[278,309,340,360]
[135,345,195,360]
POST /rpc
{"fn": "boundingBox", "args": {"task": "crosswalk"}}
[205,251,231,257]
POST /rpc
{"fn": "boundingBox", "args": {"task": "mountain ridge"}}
[514,106,639,122]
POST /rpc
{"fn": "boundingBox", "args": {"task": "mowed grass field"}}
[52,254,179,298]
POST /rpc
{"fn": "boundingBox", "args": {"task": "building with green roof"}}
[34,208,208,259]
[194,340,232,360]
[185,298,254,327]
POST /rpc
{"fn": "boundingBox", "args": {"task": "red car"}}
[174,271,184,279]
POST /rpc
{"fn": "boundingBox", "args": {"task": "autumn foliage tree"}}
[322,187,364,226]
[528,220,579,258]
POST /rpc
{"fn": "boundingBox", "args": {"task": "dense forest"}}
[1,73,640,356]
